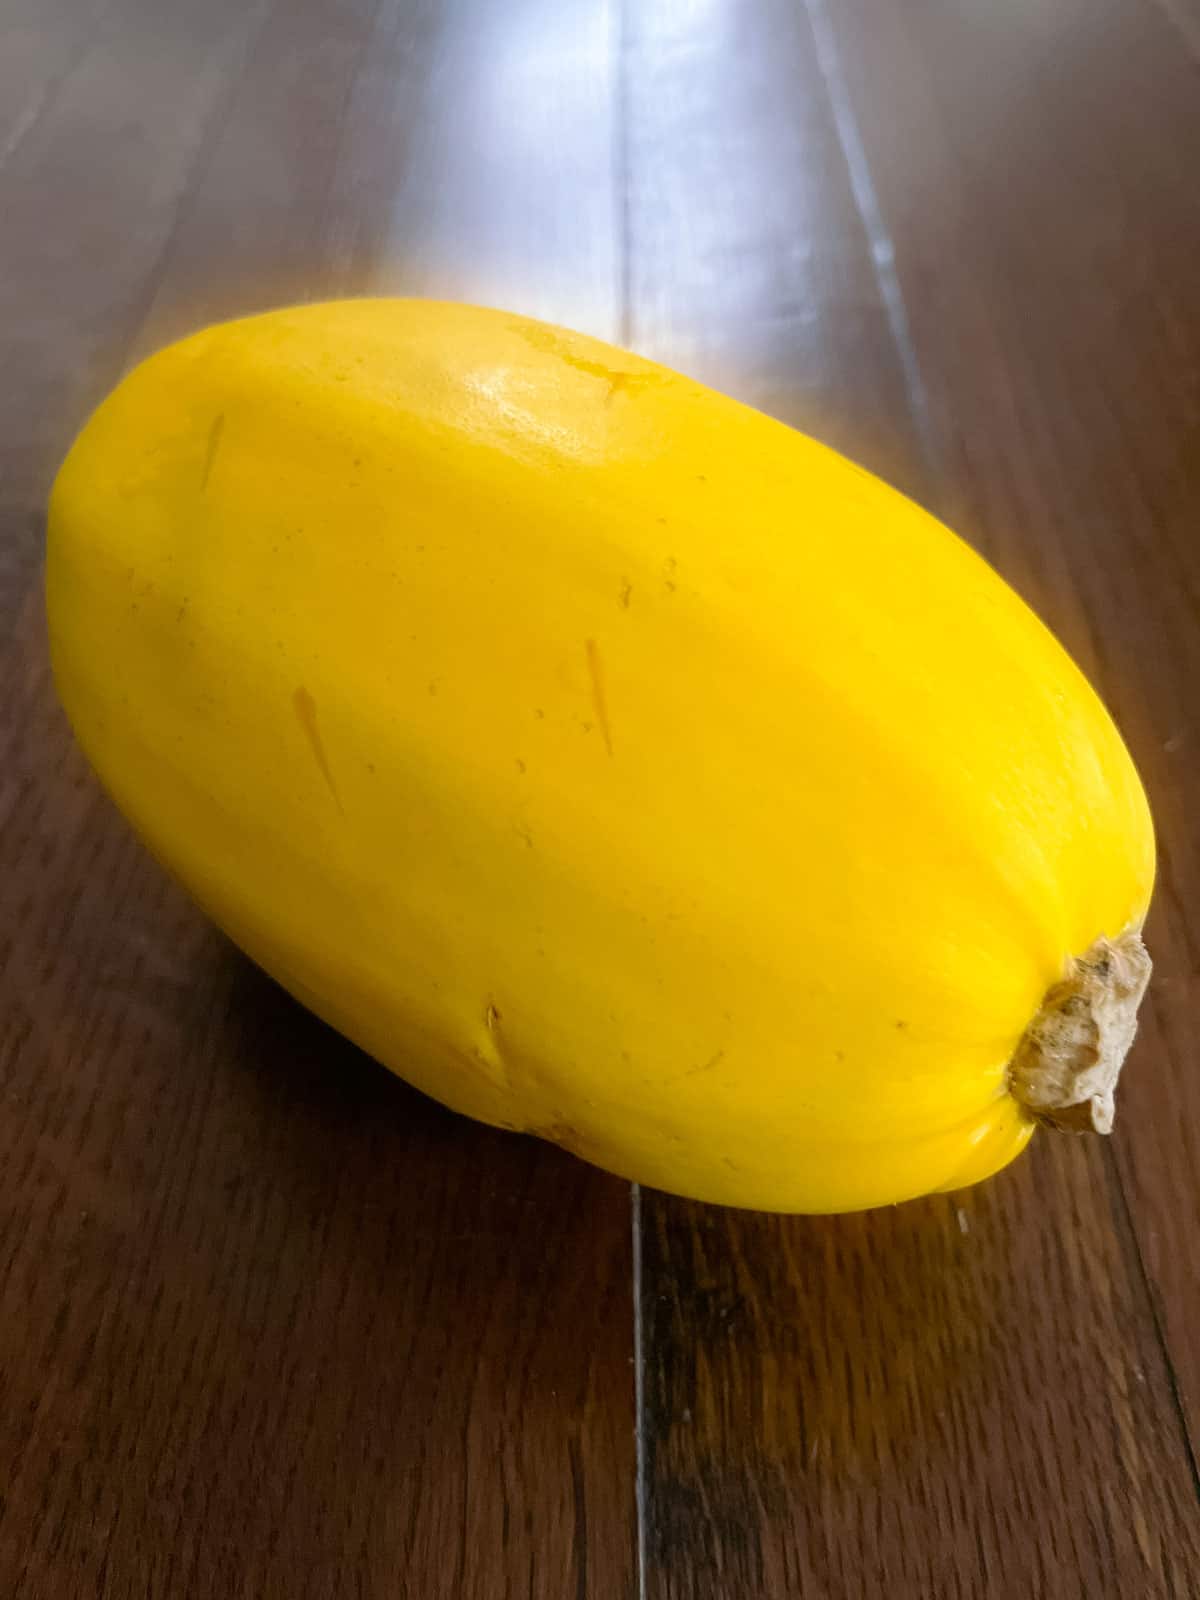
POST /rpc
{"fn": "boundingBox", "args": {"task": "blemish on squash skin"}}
[618,579,632,609]
[585,639,614,757]
[688,1049,726,1079]
[602,370,647,406]
[667,1050,726,1086]
[200,414,225,491]
[471,1017,513,1088]
[534,1121,585,1157]
[292,686,343,814]
[507,321,659,403]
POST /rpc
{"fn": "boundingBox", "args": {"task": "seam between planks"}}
[800,0,942,487]
[1103,1042,1200,1505]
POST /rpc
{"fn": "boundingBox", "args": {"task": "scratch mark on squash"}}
[200,413,226,492]
[508,321,658,402]
[585,639,614,757]
[684,1049,726,1080]
[293,686,343,814]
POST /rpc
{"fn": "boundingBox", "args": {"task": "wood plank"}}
[1147,0,1200,62]
[128,0,439,357]
[823,0,1200,1466]
[625,0,1200,1593]
[620,0,919,494]
[0,2,636,1596]
[130,0,623,355]
[364,0,622,335]
[0,0,109,164]
[0,0,277,641]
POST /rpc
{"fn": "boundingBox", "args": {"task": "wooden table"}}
[3,1,1200,1594]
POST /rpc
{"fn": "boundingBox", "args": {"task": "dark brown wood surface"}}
[2,1,1198,1595]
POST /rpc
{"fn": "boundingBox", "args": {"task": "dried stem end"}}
[1008,930,1152,1134]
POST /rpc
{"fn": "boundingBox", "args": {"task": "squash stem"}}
[1008,929,1151,1133]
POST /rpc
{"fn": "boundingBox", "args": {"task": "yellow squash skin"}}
[46,300,1155,1212]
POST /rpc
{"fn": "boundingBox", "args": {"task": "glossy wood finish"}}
[2,1,1199,1595]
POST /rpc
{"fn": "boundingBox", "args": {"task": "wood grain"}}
[627,0,1200,1595]
[3,0,1200,1595]
[0,2,635,1596]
